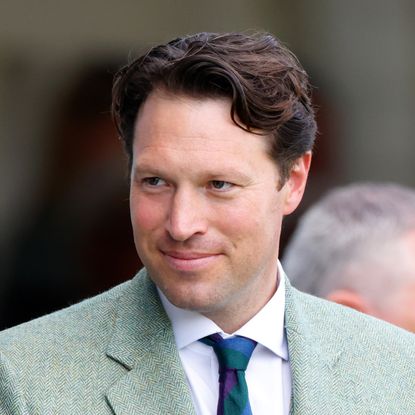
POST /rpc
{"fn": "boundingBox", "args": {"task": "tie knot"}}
[200,334,257,371]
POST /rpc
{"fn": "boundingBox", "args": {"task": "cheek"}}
[382,286,415,333]
[216,199,280,247]
[130,194,165,233]
[398,290,415,332]
[216,203,256,236]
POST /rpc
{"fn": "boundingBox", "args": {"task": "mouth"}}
[161,250,221,272]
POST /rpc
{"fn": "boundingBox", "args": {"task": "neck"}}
[203,273,279,334]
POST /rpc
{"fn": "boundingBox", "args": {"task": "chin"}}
[145,261,226,310]
[163,284,221,313]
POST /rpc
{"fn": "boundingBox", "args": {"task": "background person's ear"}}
[283,152,312,215]
[326,289,372,314]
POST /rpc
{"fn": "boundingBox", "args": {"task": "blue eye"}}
[210,180,233,190]
[143,177,166,186]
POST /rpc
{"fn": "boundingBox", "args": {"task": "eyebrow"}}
[131,163,166,179]
[132,162,252,183]
[131,163,166,178]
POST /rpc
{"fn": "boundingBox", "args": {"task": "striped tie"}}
[200,333,257,415]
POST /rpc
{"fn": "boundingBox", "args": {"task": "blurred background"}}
[1,0,414,329]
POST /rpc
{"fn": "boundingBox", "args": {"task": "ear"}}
[326,289,372,314]
[282,151,312,215]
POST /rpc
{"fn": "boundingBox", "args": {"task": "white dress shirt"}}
[159,262,291,415]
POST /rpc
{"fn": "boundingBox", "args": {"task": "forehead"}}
[132,91,274,163]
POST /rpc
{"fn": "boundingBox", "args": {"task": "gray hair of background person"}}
[282,182,415,298]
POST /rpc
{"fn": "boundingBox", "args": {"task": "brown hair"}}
[112,32,316,183]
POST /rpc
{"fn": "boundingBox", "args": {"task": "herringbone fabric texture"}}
[200,334,257,415]
[0,269,415,414]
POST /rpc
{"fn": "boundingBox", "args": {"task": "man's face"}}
[373,231,415,333]
[386,280,415,333]
[129,90,309,328]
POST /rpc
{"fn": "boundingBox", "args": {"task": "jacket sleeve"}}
[0,351,28,415]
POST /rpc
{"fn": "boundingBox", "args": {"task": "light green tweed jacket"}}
[0,268,414,414]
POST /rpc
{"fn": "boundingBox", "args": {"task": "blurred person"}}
[0,32,414,414]
[283,182,415,332]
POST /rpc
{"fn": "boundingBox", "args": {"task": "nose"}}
[166,187,208,241]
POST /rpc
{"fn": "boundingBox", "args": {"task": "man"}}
[283,182,415,333]
[0,32,414,415]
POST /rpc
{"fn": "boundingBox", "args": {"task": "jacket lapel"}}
[284,277,351,414]
[105,269,196,415]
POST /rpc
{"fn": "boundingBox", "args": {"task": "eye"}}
[142,177,166,187]
[209,180,233,191]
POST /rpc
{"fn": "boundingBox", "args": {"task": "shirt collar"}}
[158,261,288,360]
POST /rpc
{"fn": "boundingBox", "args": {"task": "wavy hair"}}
[112,32,316,183]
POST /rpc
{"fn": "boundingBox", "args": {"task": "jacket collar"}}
[105,268,196,415]
[284,276,360,414]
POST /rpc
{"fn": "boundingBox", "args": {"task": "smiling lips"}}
[161,250,221,272]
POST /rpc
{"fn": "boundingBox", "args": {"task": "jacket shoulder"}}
[0,278,137,414]
[286,286,415,412]
[0,279,131,353]
[290,287,415,357]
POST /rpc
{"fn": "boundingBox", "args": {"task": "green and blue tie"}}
[200,333,257,415]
